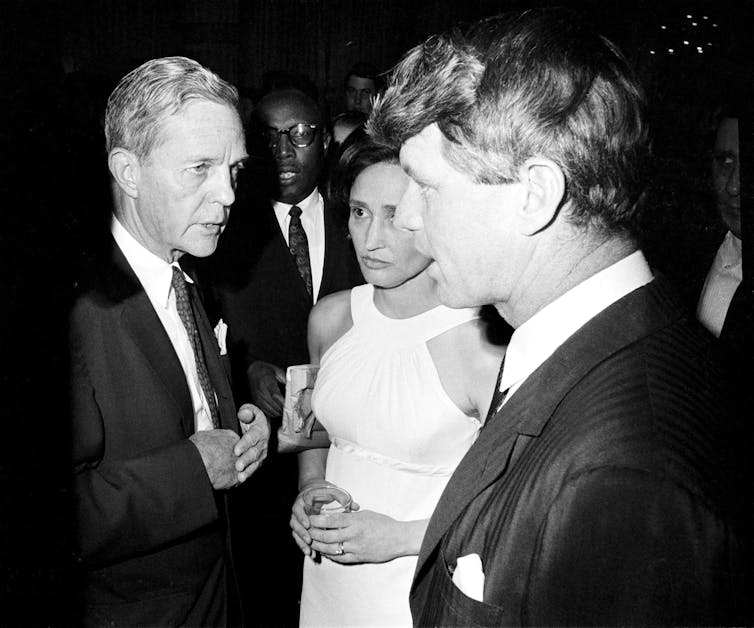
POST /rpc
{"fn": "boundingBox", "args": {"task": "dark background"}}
[1,0,752,625]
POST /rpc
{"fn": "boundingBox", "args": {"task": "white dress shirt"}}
[499,250,655,405]
[697,231,742,338]
[111,217,215,432]
[273,187,326,303]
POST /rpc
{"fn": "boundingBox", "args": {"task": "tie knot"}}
[289,205,302,219]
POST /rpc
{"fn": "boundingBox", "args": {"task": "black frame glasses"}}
[262,123,319,148]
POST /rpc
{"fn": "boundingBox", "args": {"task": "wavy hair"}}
[369,8,649,235]
[105,56,239,158]
[327,129,399,217]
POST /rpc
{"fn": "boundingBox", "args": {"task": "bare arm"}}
[289,291,353,553]
[290,441,331,556]
[427,316,507,419]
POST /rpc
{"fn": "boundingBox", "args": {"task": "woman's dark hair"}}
[327,129,399,217]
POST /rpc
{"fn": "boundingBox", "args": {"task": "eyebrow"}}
[184,154,250,166]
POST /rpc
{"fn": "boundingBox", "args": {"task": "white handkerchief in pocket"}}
[451,552,485,602]
[214,318,228,355]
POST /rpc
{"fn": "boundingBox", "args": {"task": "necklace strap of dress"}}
[417,305,480,342]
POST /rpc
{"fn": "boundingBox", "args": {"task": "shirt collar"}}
[273,187,321,223]
[718,230,742,270]
[111,215,192,310]
[500,250,654,395]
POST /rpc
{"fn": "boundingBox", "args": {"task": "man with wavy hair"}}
[370,8,748,626]
[70,56,269,626]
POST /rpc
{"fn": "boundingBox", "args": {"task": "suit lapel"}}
[318,201,353,298]
[319,202,340,299]
[115,266,195,437]
[266,202,312,302]
[414,278,684,580]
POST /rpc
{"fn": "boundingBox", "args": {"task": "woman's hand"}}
[307,510,426,564]
[289,479,339,556]
[290,480,328,556]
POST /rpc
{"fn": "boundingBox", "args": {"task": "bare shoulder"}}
[428,315,506,418]
[445,317,506,364]
[307,290,354,362]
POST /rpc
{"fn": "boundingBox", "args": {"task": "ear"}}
[321,128,331,153]
[108,148,141,199]
[517,158,566,235]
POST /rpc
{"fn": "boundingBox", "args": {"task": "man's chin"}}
[275,190,308,205]
[184,237,220,258]
[435,280,484,310]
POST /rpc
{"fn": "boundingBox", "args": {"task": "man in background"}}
[344,62,382,116]
[206,85,361,625]
[697,106,752,349]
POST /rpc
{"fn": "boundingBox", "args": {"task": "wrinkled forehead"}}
[148,98,243,153]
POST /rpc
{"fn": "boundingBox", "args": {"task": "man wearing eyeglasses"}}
[202,85,362,626]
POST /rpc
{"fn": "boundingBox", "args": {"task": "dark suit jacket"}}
[204,193,363,400]
[70,238,238,627]
[411,277,748,626]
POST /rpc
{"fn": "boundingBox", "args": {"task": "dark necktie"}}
[289,205,313,298]
[485,355,508,424]
[171,266,220,429]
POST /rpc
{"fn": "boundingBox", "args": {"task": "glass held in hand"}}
[302,485,352,517]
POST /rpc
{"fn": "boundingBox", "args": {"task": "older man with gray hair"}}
[70,56,269,627]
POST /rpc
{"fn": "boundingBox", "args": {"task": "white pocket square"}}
[214,319,228,355]
[451,552,485,602]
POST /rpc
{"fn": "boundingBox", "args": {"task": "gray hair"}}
[105,56,239,158]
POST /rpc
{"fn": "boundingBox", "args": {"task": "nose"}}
[273,132,294,159]
[394,180,424,232]
[364,217,386,250]
[210,166,236,208]
[726,163,740,196]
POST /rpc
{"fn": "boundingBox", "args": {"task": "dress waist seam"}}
[331,437,456,477]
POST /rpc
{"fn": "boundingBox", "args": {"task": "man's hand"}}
[190,429,241,490]
[247,360,286,417]
[235,403,270,483]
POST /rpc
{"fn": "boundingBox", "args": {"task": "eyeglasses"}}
[262,123,319,148]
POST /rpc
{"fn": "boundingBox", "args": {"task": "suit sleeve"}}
[524,466,744,626]
[70,313,219,567]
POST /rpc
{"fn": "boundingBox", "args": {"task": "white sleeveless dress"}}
[299,284,482,627]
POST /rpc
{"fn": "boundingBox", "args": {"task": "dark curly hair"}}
[326,129,399,218]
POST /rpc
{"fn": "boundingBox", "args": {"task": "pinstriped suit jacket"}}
[410,276,748,626]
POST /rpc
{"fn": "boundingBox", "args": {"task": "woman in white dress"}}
[291,131,505,626]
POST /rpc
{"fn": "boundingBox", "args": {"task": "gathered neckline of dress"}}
[351,283,479,343]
